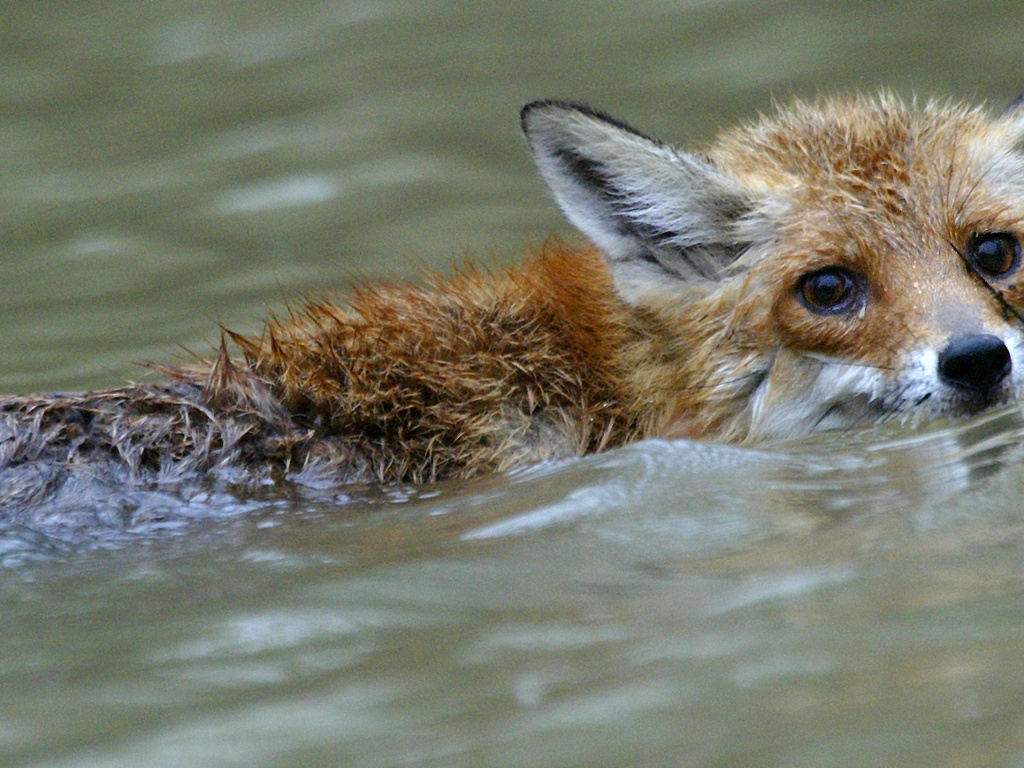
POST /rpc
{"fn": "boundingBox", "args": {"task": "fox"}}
[5,91,1024,523]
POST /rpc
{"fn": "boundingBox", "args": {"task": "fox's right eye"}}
[797,267,863,315]
[967,232,1021,278]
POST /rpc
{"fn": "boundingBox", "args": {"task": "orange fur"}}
[7,92,1024,517]
[239,245,643,482]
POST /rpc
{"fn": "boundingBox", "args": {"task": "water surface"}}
[3,1,1024,766]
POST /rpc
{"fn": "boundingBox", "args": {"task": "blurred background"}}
[2,0,1023,392]
[5,3,1024,767]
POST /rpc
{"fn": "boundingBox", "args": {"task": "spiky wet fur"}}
[0,246,647,505]
[7,92,1024,527]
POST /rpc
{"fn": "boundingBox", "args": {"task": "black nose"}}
[937,334,1012,392]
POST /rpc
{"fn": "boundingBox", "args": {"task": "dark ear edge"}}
[520,99,759,298]
[1002,91,1024,117]
[521,100,660,144]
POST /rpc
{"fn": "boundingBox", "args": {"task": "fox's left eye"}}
[967,232,1021,278]
[797,267,863,315]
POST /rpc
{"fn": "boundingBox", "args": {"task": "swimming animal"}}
[6,92,1024,528]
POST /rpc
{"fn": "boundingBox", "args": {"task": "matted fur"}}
[0,246,644,508]
[6,92,1024,526]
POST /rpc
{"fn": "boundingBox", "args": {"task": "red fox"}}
[4,92,1024,513]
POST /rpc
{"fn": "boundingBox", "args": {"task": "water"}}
[4,1,1024,765]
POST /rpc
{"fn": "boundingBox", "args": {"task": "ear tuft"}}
[521,100,756,301]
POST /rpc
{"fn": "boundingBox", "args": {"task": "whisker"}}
[941,125,959,220]
[834,384,913,433]
[944,236,1024,326]
[812,402,844,431]
[793,352,896,374]
[665,369,767,397]
[944,142,1002,226]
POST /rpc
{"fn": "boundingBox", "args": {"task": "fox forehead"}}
[710,94,1024,198]
[727,99,1024,247]
[714,96,1024,311]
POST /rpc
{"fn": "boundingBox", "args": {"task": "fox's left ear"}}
[999,91,1024,141]
[1002,91,1024,118]
[522,100,755,302]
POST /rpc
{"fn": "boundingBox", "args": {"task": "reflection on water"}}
[4,408,1024,766]
[4,0,1024,766]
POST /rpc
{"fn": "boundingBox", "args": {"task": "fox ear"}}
[521,100,754,301]
[1002,90,1024,118]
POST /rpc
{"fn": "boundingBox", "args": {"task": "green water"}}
[4,1,1024,766]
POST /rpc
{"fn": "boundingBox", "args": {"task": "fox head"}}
[522,94,1024,442]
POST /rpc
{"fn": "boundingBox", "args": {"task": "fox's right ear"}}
[521,100,754,301]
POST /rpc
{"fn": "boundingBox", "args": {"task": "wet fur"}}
[7,92,1024,526]
[0,247,645,505]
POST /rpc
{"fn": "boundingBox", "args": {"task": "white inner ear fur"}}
[522,101,756,304]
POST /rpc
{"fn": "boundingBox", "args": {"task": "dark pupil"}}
[972,234,1018,276]
[805,272,849,308]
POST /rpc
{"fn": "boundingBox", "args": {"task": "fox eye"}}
[797,267,862,315]
[967,232,1021,278]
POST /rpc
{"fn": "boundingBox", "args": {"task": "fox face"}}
[522,94,1024,441]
